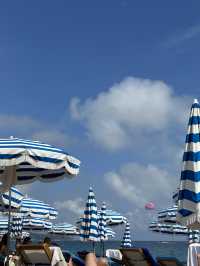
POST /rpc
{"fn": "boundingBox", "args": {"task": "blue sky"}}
[0,0,200,240]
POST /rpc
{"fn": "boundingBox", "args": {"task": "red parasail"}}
[145,202,155,210]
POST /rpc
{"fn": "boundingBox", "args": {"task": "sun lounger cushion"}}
[120,248,158,266]
[17,244,53,265]
[106,249,123,261]
[156,257,184,266]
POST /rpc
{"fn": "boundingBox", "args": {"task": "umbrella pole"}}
[7,187,12,255]
[102,241,105,257]
[92,242,95,253]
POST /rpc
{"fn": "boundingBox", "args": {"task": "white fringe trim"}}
[177,212,200,229]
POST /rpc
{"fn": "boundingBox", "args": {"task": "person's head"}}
[43,237,51,246]
[23,236,32,244]
[1,233,8,246]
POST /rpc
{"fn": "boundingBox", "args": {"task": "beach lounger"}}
[16,243,53,265]
[120,248,157,266]
[156,257,184,266]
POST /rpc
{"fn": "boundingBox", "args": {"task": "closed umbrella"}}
[177,99,200,229]
[80,187,99,250]
[121,221,132,248]
[98,203,107,241]
[98,202,107,256]
[11,214,23,238]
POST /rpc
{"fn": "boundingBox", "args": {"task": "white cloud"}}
[105,162,175,208]
[54,198,84,215]
[70,77,188,151]
[0,115,41,137]
[32,130,74,148]
[0,114,74,149]
[163,24,200,48]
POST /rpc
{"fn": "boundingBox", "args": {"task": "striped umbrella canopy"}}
[98,209,127,226]
[11,214,23,238]
[50,223,79,235]
[20,198,58,220]
[78,209,127,226]
[150,204,189,235]
[22,217,52,230]
[177,99,200,229]
[158,206,178,224]
[98,202,107,241]
[0,187,24,210]
[80,187,99,242]
[149,221,189,235]
[121,221,132,248]
[0,137,80,192]
[105,227,116,239]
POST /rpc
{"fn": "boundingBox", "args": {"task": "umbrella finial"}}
[194,99,199,104]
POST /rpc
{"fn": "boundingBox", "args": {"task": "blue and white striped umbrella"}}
[98,203,107,241]
[78,209,127,226]
[105,227,116,239]
[121,221,132,248]
[1,187,24,209]
[177,99,200,229]
[104,210,127,226]
[0,138,80,191]
[50,223,79,235]
[22,217,52,230]
[158,206,178,224]
[80,187,99,242]
[149,221,189,235]
[21,198,58,220]
[11,214,23,238]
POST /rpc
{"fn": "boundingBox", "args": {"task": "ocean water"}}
[46,240,188,264]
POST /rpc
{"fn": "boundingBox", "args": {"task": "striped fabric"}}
[149,221,189,234]
[50,223,79,235]
[0,216,30,237]
[105,227,116,238]
[78,209,127,226]
[177,99,200,228]
[22,217,52,230]
[188,230,200,243]
[0,138,80,191]
[149,203,190,235]
[21,198,58,219]
[11,214,23,238]
[97,209,127,226]
[98,203,107,240]
[1,187,24,209]
[172,189,179,204]
[121,221,132,248]
[80,187,99,242]
[158,206,178,224]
